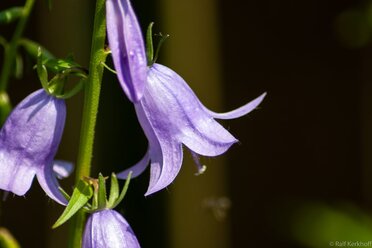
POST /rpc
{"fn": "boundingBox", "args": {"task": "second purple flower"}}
[0,89,68,205]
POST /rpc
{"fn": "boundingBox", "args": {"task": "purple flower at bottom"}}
[83,209,140,248]
[0,89,68,205]
[118,63,266,196]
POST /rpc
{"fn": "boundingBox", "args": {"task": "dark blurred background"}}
[1,0,372,247]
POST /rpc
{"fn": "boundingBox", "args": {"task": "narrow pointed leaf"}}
[112,172,132,209]
[97,173,107,209]
[108,173,119,207]
[0,7,23,24]
[52,180,93,229]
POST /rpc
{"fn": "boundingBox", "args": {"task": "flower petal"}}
[145,64,237,157]
[135,103,184,196]
[106,0,147,102]
[0,149,36,196]
[83,209,140,248]
[203,92,267,119]
[37,165,67,205]
[145,136,183,196]
[0,89,67,204]
[117,148,150,179]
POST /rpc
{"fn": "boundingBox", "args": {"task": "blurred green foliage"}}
[291,203,372,248]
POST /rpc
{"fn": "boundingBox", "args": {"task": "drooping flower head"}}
[0,89,68,205]
[83,209,140,248]
[106,0,147,102]
[118,63,266,195]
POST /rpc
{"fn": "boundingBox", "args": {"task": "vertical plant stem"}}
[0,0,35,91]
[68,0,107,247]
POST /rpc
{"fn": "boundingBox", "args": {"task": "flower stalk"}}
[68,0,107,246]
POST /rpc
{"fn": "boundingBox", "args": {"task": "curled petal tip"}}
[205,92,267,120]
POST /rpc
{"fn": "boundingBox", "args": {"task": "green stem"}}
[67,0,107,247]
[0,0,35,92]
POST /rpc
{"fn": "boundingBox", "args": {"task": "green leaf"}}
[146,22,154,65]
[107,173,119,207]
[97,173,107,209]
[52,180,93,229]
[112,171,132,209]
[0,7,23,24]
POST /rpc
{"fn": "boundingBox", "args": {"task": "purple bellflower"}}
[118,63,266,195]
[83,209,140,248]
[0,89,68,205]
[106,0,147,102]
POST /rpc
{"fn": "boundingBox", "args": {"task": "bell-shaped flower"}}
[83,209,140,248]
[118,63,266,195]
[106,0,147,102]
[0,89,68,205]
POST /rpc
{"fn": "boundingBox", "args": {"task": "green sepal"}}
[47,74,65,95]
[146,22,154,65]
[52,180,93,229]
[37,47,50,94]
[111,171,132,209]
[0,227,20,248]
[54,79,85,99]
[153,32,170,65]
[97,173,107,209]
[0,7,23,25]
[107,173,119,207]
